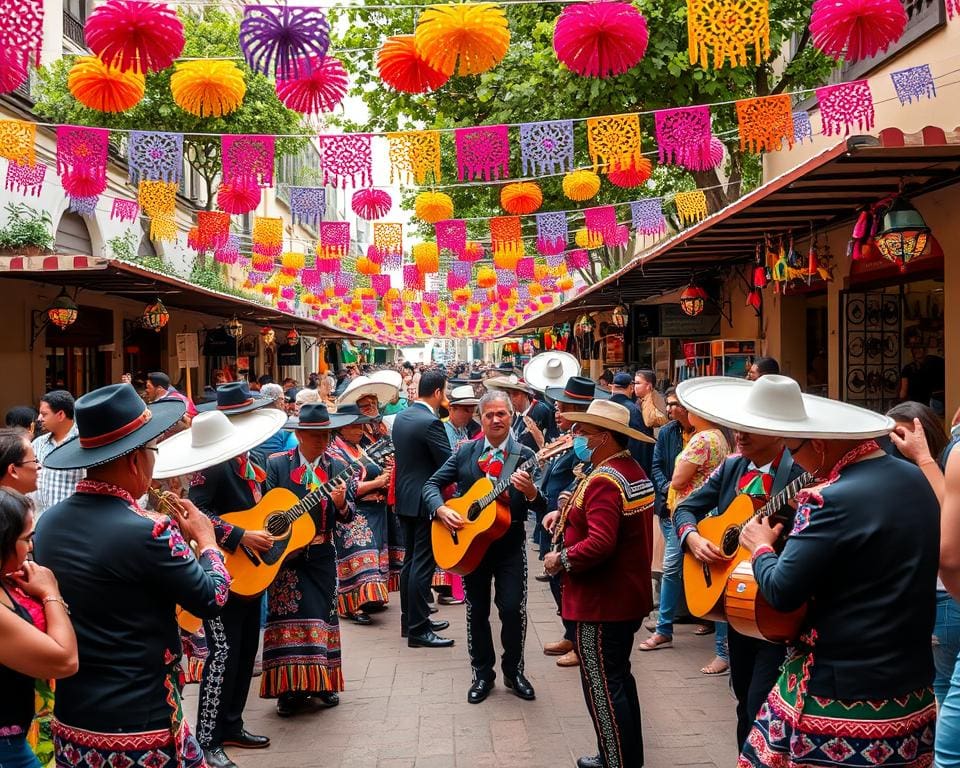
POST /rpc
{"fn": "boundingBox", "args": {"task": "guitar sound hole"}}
[466,503,481,522]
[265,514,289,538]
[721,528,741,557]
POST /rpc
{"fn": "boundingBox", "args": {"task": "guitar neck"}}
[756,471,815,521]
[287,442,390,522]
[477,453,539,509]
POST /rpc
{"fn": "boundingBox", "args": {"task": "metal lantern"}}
[611,302,629,329]
[286,328,300,346]
[574,313,594,337]
[225,315,243,339]
[874,197,930,271]
[679,283,708,317]
[141,298,170,332]
[260,325,275,345]
[47,290,78,330]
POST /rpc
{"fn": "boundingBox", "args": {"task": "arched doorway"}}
[55,211,93,255]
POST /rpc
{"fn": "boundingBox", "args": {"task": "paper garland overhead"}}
[687,0,770,69]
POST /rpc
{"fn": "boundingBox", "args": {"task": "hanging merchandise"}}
[562,169,601,202]
[373,222,403,257]
[275,56,348,114]
[377,35,449,94]
[414,191,454,223]
[0,120,36,166]
[217,178,261,214]
[874,197,930,271]
[687,0,770,69]
[221,134,275,187]
[128,131,183,184]
[455,125,510,181]
[351,188,392,220]
[735,94,793,152]
[584,205,619,243]
[490,216,524,268]
[891,64,937,105]
[56,125,109,198]
[252,216,284,258]
[84,0,185,74]
[239,5,330,79]
[500,182,543,214]
[5,160,45,196]
[68,56,145,113]
[809,0,906,63]
[535,211,568,255]
[792,111,814,144]
[387,130,442,184]
[414,2,510,77]
[679,281,708,316]
[607,157,653,188]
[816,80,875,136]
[319,133,372,188]
[674,190,709,226]
[171,60,245,118]
[553,1,648,78]
[586,114,642,172]
[319,221,350,258]
[655,105,713,170]
[435,218,467,256]
[288,186,326,227]
[519,120,575,176]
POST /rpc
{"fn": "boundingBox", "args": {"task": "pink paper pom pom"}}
[679,136,725,172]
[84,0,185,74]
[809,0,907,62]
[351,188,392,220]
[217,179,262,215]
[553,1,648,79]
[275,56,348,114]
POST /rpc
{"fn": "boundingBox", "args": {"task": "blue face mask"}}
[573,435,593,462]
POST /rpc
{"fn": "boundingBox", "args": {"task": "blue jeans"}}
[934,591,960,705]
[655,516,682,637]
[0,736,41,768]
[715,621,729,662]
[935,645,960,767]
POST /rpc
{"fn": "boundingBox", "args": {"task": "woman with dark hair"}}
[0,428,40,495]
[4,408,37,437]
[0,488,78,768]
[746,356,780,381]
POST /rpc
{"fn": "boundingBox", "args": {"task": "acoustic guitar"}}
[220,439,394,596]
[724,561,807,643]
[682,471,814,621]
[432,436,571,576]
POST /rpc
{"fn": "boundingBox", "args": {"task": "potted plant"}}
[0,203,55,256]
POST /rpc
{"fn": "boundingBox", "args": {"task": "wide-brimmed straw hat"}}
[545,376,610,406]
[484,374,533,395]
[524,351,580,394]
[563,400,655,443]
[447,385,480,407]
[152,408,287,479]
[43,383,186,470]
[196,381,272,415]
[676,375,895,440]
[285,403,358,431]
[336,375,400,407]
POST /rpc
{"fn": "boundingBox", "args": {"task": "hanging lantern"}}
[574,313,595,337]
[47,290,78,330]
[611,302,629,328]
[225,315,243,338]
[286,328,300,346]
[141,298,170,331]
[679,282,709,317]
[260,325,275,345]
[873,197,930,271]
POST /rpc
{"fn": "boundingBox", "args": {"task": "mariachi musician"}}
[485,373,558,452]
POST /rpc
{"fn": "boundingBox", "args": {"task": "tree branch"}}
[771,27,811,96]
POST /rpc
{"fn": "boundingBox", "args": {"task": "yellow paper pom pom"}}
[413,242,440,273]
[563,170,601,202]
[528,282,543,296]
[276,268,297,286]
[557,276,574,291]
[452,288,472,302]
[356,257,381,275]
[281,251,305,270]
[68,56,145,113]
[493,245,522,270]
[476,265,497,288]
[414,3,510,77]
[500,182,543,215]
[575,228,604,249]
[170,60,246,118]
[414,191,454,223]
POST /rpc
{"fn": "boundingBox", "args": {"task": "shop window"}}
[45,305,113,395]
[841,290,901,413]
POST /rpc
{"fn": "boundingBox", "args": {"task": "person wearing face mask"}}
[542,400,655,768]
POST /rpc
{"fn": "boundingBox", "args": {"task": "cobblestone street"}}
[184,542,739,768]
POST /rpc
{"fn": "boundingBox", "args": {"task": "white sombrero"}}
[483,374,533,395]
[676,375,895,440]
[153,408,287,479]
[523,351,581,394]
[336,374,400,407]
[447,385,479,407]
[563,400,655,444]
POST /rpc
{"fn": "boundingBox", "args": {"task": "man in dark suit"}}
[608,372,648,466]
[424,390,547,704]
[391,368,454,648]
[487,375,557,452]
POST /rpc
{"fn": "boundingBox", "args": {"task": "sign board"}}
[277,343,302,366]
[176,333,199,369]
[658,303,721,338]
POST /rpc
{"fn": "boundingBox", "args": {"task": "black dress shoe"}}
[312,691,340,707]
[429,605,439,614]
[402,619,450,638]
[467,678,494,704]
[407,630,455,648]
[504,673,536,700]
[576,755,603,768]
[203,748,238,768]
[276,693,304,717]
[348,612,373,625]
[221,730,270,749]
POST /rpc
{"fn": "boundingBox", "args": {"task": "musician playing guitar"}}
[424,389,546,705]
[673,427,804,751]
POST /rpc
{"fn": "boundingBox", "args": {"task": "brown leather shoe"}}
[556,649,580,667]
[543,638,573,656]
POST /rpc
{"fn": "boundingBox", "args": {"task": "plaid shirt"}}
[32,424,85,519]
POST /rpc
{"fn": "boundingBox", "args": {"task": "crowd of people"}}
[0,350,958,768]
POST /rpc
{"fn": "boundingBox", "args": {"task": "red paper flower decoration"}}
[809,0,907,62]
[84,0,186,74]
[377,35,449,94]
[607,157,653,188]
[500,182,543,215]
[217,179,262,215]
[62,170,106,198]
[275,56,348,114]
[553,2,649,79]
[351,188,392,220]
[0,50,28,95]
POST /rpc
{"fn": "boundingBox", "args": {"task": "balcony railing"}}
[63,11,85,48]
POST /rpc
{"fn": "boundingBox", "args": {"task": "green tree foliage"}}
[33,8,308,209]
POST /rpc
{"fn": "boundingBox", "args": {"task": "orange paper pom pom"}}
[356,257,381,275]
[413,242,440,273]
[68,56,145,113]
[281,251,305,270]
[171,60,246,118]
[607,157,653,188]
[377,35,450,94]
[575,228,604,249]
[414,191,454,223]
[557,276,574,291]
[414,3,510,77]
[477,265,497,288]
[500,182,543,215]
[563,170,601,201]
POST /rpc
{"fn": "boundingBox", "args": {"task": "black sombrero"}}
[197,381,272,415]
[544,376,610,406]
[450,371,484,386]
[43,383,186,470]
[333,403,375,425]
[284,403,358,431]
